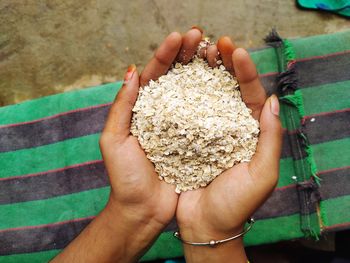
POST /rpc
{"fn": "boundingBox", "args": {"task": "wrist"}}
[178,221,245,247]
[179,226,247,263]
[99,200,165,261]
[177,206,245,241]
[177,215,247,263]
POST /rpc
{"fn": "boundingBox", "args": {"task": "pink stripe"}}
[0,102,112,129]
[286,129,299,135]
[1,49,348,129]
[323,221,350,231]
[275,184,297,191]
[296,50,350,63]
[318,165,350,176]
[303,108,350,120]
[282,128,299,135]
[0,216,95,233]
[257,50,350,79]
[284,108,350,135]
[281,128,299,136]
[259,72,278,78]
[0,160,103,182]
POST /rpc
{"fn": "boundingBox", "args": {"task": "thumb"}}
[249,95,282,189]
[102,64,140,139]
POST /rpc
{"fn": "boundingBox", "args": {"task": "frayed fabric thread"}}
[265,29,321,239]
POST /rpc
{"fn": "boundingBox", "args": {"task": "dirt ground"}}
[0,0,349,106]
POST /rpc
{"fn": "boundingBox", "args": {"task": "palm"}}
[101,29,204,227]
[102,30,281,237]
[103,135,178,225]
[176,36,280,236]
[177,158,277,233]
[177,164,248,230]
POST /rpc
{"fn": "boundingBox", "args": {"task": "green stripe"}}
[277,158,296,188]
[141,232,183,261]
[292,30,350,59]
[301,80,350,116]
[0,214,306,262]
[279,103,290,129]
[1,31,349,127]
[320,195,350,228]
[0,82,122,126]
[144,213,305,260]
[281,90,305,118]
[278,158,317,188]
[0,158,295,229]
[0,131,296,180]
[244,213,303,246]
[300,212,321,238]
[0,187,109,230]
[0,135,296,187]
[0,134,102,178]
[250,47,279,75]
[0,250,60,263]
[312,138,350,172]
[280,99,302,130]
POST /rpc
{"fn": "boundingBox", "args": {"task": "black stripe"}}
[0,218,92,255]
[3,166,350,256]
[0,188,300,255]
[0,162,109,204]
[281,131,292,159]
[281,130,307,160]
[0,105,109,153]
[260,74,278,95]
[0,134,292,205]
[260,52,350,92]
[254,186,303,220]
[297,52,350,89]
[303,111,350,145]
[319,167,350,200]
[0,127,332,205]
[0,116,344,206]
[0,53,348,154]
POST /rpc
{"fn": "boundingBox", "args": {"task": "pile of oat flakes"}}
[131,57,259,193]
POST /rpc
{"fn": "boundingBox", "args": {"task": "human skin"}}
[177,40,282,263]
[51,28,282,263]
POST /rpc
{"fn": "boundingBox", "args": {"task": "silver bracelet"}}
[173,218,255,247]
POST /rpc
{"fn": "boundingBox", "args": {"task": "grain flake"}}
[131,57,259,193]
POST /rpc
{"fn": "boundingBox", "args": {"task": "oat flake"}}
[131,57,259,193]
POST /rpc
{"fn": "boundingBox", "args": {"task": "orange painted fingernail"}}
[124,64,136,82]
[191,25,203,34]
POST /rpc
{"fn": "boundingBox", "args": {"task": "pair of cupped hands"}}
[56,28,282,262]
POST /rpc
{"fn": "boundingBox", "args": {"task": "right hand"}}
[99,27,205,232]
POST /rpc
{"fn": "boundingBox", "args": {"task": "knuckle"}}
[154,51,170,67]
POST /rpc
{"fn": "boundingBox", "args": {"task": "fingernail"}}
[191,25,203,34]
[124,64,136,83]
[270,94,280,116]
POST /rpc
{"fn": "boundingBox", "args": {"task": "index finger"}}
[140,32,182,87]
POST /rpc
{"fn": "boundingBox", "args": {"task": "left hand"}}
[176,37,282,249]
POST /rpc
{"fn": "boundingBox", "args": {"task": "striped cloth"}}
[0,30,349,262]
